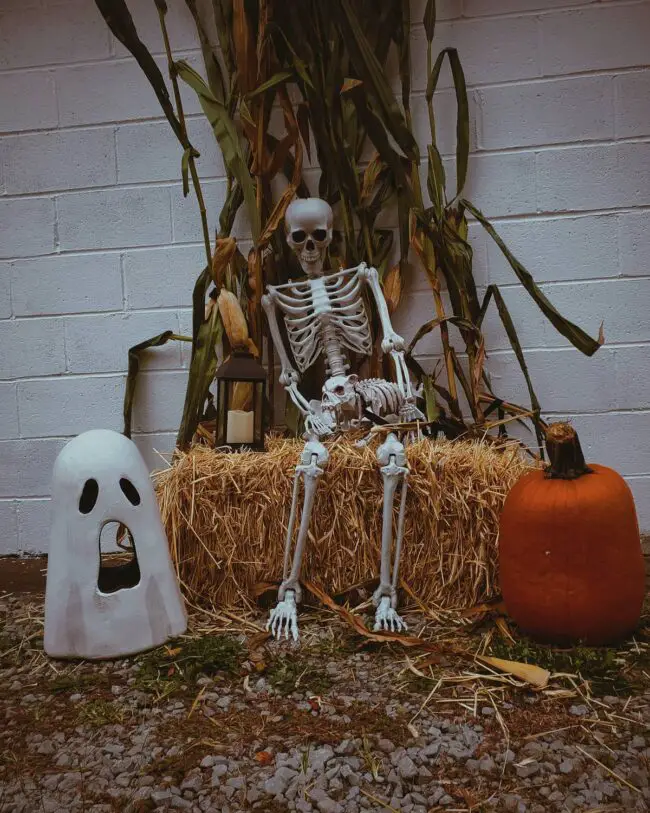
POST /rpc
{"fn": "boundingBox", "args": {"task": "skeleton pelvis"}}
[321,374,359,416]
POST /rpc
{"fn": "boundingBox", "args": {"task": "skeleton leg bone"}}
[373,433,409,633]
[267,438,328,640]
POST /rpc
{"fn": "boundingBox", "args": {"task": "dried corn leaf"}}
[176,60,260,240]
[123,330,190,439]
[475,655,550,688]
[95,0,183,142]
[464,199,603,357]
[382,265,402,314]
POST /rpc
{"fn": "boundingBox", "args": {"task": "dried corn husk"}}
[217,289,250,350]
[211,237,237,287]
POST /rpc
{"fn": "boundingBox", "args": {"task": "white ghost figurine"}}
[44,429,187,659]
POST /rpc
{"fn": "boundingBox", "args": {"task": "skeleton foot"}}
[373,596,408,633]
[267,590,299,641]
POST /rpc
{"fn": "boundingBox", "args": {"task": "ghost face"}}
[44,429,186,660]
[285,197,333,276]
[321,374,358,424]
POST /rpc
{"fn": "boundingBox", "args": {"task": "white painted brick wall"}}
[1,0,649,554]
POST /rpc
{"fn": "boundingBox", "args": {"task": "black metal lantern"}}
[215,350,267,451]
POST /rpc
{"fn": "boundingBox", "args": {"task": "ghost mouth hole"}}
[97,522,141,594]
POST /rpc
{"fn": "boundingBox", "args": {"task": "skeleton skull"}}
[321,374,358,421]
[285,197,333,275]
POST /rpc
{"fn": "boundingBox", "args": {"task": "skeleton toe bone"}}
[267,589,300,640]
[373,596,408,633]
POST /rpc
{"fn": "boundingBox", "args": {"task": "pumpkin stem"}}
[544,423,593,480]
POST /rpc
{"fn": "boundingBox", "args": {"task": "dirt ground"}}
[0,546,649,813]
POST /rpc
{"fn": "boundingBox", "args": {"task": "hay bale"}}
[155,436,533,611]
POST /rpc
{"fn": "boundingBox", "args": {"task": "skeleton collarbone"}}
[271,266,372,375]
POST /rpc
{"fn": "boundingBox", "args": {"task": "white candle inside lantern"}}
[226,409,254,444]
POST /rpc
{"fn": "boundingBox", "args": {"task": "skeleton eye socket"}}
[313,229,328,242]
[334,385,346,396]
[291,229,306,243]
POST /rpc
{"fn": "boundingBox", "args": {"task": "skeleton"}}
[263,198,424,640]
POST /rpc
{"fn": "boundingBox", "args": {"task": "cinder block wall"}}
[1,0,649,553]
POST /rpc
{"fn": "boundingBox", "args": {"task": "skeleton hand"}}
[373,596,408,633]
[381,331,405,354]
[400,398,426,422]
[304,409,333,438]
[267,589,299,641]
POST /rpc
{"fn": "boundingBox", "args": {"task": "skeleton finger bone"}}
[267,590,299,641]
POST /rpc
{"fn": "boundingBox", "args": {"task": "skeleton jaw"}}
[300,253,324,277]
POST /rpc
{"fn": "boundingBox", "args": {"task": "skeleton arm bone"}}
[359,264,413,400]
[262,291,309,413]
[262,291,331,436]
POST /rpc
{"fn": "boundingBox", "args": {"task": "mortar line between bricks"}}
[408,275,650,297]
[6,369,189,384]
[0,1,644,75]
[6,132,650,203]
[458,0,647,22]
[0,47,205,77]
[3,203,650,263]
[2,60,648,138]
[413,0,648,26]
[2,338,650,383]
[1,70,649,145]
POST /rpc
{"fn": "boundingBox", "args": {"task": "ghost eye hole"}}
[291,229,306,243]
[119,477,141,506]
[313,229,328,242]
[334,385,346,395]
[79,479,99,514]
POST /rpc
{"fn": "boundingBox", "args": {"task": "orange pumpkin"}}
[499,423,645,645]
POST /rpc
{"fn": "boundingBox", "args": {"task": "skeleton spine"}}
[321,323,347,377]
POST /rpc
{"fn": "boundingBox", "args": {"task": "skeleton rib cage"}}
[268,265,373,374]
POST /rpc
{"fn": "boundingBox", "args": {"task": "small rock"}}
[559,759,574,774]
[151,790,173,803]
[226,776,244,789]
[419,742,439,759]
[516,759,540,778]
[335,739,355,755]
[397,755,418,779]
[139,775,155,787]
[181,770,203,792]
[569,704,589,717]
[264,766,298,796]
[316,797,343,813]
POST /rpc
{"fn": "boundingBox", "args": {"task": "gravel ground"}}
[0,589,649,813]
